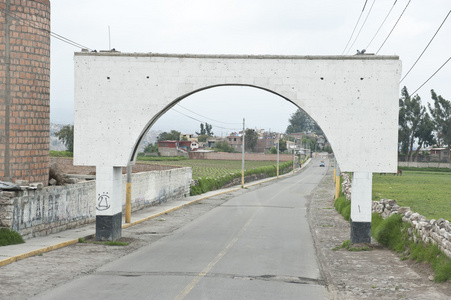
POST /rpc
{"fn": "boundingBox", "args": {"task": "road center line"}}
[174,172,310,300]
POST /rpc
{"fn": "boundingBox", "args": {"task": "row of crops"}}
[138,158,286,179]
[137,158,296,195]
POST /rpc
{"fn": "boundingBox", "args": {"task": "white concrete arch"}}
[73,52,401,241]
[74,53,401,173]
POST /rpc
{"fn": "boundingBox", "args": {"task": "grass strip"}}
[190,161,294,195]
[0,228,25,246]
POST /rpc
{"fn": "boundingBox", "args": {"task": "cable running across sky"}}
[345,0,376,55]
[411,56,451,95]
[341,0,368,55]
[171,108,241,131]
[176,104,242,125]
[400,9,451,83]
[376,0,412,54]
[365,0,398,50]
[0,8,93,50]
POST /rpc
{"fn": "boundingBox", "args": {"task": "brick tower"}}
[0,0,51,185]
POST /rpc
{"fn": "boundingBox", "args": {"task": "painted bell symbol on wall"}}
[97,192,111,211]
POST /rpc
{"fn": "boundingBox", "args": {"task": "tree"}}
[157,130,181,141]
[214,141,235,153]
[143,143,158,153]
[286,109,319,134]
[413,113,435,161]
[55,125,74,152]
[398,87,425,161]
[278,139,287,152]
[244,129,258,152]
[196,123,214,136]
[428,89,451,161]
[301,136,315,152]
[197,134,208,142]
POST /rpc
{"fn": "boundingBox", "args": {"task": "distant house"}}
[180,133,198,142]
[227,133,243,152]
[158,140,198,156]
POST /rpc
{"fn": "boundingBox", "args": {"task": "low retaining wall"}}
[189,151,293,161]
[0,167,191,239]
[372,199,451,259]
[398,161,451,169]
[340,174,451,258]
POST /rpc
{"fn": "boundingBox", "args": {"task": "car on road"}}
[320,161,325,167]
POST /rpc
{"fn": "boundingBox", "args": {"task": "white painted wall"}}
[74,53,401,173]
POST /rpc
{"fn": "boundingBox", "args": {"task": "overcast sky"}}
[50,0,451,135]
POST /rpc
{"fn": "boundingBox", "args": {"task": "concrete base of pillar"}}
[96,213,122,241]
[350,220,371,244]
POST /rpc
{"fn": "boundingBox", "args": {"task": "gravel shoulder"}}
[308,168,451,299]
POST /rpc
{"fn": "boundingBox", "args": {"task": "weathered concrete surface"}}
[74,53,401,173]
[0,167,191,238]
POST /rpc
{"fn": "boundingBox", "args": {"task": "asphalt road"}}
[32,158,330,300]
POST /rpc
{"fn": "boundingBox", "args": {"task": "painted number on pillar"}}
[96,192,111,211]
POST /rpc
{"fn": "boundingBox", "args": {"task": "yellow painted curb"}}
[0,238,79,267]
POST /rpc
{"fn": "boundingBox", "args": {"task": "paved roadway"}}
[33,157,330,300]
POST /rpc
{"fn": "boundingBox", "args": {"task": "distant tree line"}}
[399,86,450,162]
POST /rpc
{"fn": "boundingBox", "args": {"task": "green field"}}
[372,170,451,221]
[138,159,284,179]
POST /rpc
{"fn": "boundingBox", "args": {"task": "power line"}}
[342,0,368,55]
[1,8,93,51]
[171,108,241,131]
[176,104,242,125]
[400,9,451,83]
[365,0,398,50]
[376,0,412,54]
[411,56,450,95]
[345,0,376,55]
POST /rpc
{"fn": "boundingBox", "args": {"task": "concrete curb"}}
[0,158,313,268]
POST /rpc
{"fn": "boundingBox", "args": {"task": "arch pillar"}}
[95,166,123,241]
[350,172,373,244]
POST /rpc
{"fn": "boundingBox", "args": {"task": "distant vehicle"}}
[320,161,325,167]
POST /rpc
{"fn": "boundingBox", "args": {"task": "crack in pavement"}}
[97,271,326,286]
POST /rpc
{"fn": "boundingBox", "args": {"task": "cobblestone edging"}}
[340,173,451,259]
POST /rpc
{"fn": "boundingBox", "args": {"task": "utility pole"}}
[241,118,245,188]
[125,164,132,223]
[292,138,296,174]
[277,133,280,178]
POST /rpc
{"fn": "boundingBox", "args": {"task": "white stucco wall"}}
[74,53,401,173]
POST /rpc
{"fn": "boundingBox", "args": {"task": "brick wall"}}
[189,151,294,162]
[0,0,51,185]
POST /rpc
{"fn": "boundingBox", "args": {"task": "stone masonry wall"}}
[0,0,51,184]
[0,167,192,239]
[340,173,451,258]
[372,199,451,259]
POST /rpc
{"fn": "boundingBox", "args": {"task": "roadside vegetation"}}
[190,161,294,195]
[334,169,451,282]
[0,228,25,247]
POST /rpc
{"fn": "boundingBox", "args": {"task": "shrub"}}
[190,161,294,195]
[372,214,406,252]
[0,228,25,246]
